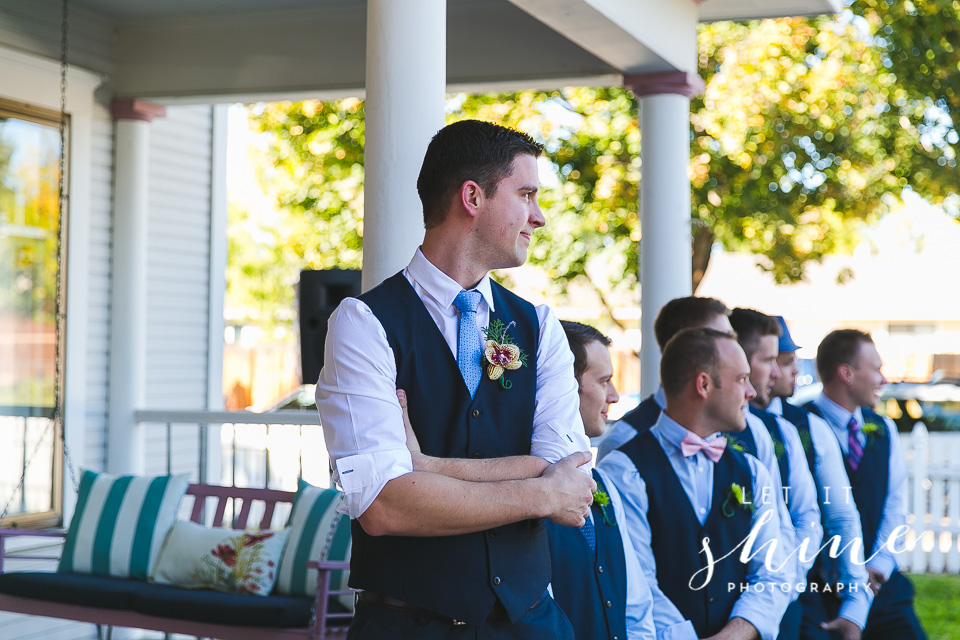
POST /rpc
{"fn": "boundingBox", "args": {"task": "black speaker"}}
[298,269,362,384]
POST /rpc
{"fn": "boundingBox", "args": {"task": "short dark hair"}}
[417,120,543,229]
[729,308,781,360]
[660,327,737,397]
[561,320,612,383]
[653,296,730,351]
[817,329,874,384]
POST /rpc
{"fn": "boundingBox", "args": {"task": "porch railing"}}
[134,409,331,493]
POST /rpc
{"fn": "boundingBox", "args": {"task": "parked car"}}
[876,380,960,433]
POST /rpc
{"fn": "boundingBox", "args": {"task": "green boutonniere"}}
[858,421,884,449]
[482,320,529,390]
[772,439,786,460]
[723,434,746,453]
[797,428,813,455]
[592,490,617,527]
[721,482,756,518]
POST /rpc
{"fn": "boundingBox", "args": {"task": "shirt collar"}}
[652,411,725,453]
[816,391,863,430]
[406,248,495,312]
[654,385,666,409]
[767,396,783,416]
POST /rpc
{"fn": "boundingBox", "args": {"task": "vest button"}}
[708,596,715,604]
[472,409,480,418]
[472,452,482,459]
[493,577,501,585]
[605,600,612,608]
[488,530,497,538]
[597,565,604,573]
[613,637,619,640]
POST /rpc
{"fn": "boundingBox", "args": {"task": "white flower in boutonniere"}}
[482,320,529,390]
[721,482,756,518]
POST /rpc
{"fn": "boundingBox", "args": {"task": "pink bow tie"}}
[680,433,727,463]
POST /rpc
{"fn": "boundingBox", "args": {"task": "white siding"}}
[0,0,115,75]
[143,105,215,477]
[83,99,114,473]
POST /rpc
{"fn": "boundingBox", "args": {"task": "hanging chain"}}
[56,0,79,496]
[0,0,75,525]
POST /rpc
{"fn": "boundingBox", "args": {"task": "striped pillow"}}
[274,479,353,610]
[58,470,190,580]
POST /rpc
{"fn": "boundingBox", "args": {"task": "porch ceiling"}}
[68,0,840,102]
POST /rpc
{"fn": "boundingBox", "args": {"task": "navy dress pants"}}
[346,591,574,640]
[800,571,926,640]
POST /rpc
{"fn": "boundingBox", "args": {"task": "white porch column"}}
[362,0,445,291]
[107,99,165,475]
[626,72,704,396]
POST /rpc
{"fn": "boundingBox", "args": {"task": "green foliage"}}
[233,6,960,328]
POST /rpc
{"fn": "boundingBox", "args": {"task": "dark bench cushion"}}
[0,572,346,628]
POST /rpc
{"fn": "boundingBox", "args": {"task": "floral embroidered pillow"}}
[152,521,289,596]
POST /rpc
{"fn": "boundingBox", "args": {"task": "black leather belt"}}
[356,591,468,625]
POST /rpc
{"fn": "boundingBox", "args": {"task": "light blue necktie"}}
[580,515,597,553]
[453,290,483,398]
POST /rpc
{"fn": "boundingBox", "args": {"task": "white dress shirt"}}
[812,392,908,581]
[316,248,590,518]
[754,407,823,601]
[768,397,875,629]
[599,413,791,640]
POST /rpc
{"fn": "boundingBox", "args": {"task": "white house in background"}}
[0,0,839,636]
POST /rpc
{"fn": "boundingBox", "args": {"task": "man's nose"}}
[771,362,781,380]
[608,383,620,404]
[529,200,545,228]
[745,380,757,400]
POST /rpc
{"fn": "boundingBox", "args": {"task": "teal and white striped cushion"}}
[275,479,353,610]
[58,470,190,580]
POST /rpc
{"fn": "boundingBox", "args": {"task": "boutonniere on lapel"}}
[482,320,529,390]
[721,482,756,518]
[592,490,617,527]
[772,439,786,460]
[860,422,882,448]
[723,434,746,453]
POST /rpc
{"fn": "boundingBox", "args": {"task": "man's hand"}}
[700,616,760,640]
[866,567,887,595]
[820,616,862,640]
[539,452,596,527]
[396,389,422,454]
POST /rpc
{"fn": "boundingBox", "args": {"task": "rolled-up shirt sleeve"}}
[315,298,412,518]
[530,305,591,464]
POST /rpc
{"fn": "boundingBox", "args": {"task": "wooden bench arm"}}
[0,529,67,574]
[306,560,352,640]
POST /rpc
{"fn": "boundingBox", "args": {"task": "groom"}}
[316,120,595,639]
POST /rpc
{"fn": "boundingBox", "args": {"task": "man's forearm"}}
[703,617,760,640]
[412,453,549,482]
[358,451,594,537]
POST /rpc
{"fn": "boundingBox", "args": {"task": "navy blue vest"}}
[619,394,661,438]
[620,430,755,638]
[781,401,817,475]
[803,402,890,557]
[547,470,627,640]
[748,406,790,490]
[352,273,548,625]
[725,420,759,460]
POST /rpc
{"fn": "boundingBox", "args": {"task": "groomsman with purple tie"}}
[803,330,926,639]
[766,318,873,640]
[600,328,791,640]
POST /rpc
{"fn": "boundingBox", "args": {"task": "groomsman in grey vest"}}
[317,120,595,639]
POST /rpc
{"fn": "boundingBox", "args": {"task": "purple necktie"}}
[847,416,864,471]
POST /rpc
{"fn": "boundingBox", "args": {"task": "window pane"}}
[0,108,62,523]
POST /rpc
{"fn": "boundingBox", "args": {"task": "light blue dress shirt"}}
[767,397,875,629]
[597,387,668,462]
[812,393,908,581]
[599,413,792,640]
[754,406,823,602]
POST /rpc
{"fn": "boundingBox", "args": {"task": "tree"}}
[233,6,960,329]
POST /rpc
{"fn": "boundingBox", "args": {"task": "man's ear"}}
[694,371,712,399]
[838,363,854,385]
[460,180,483,218]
